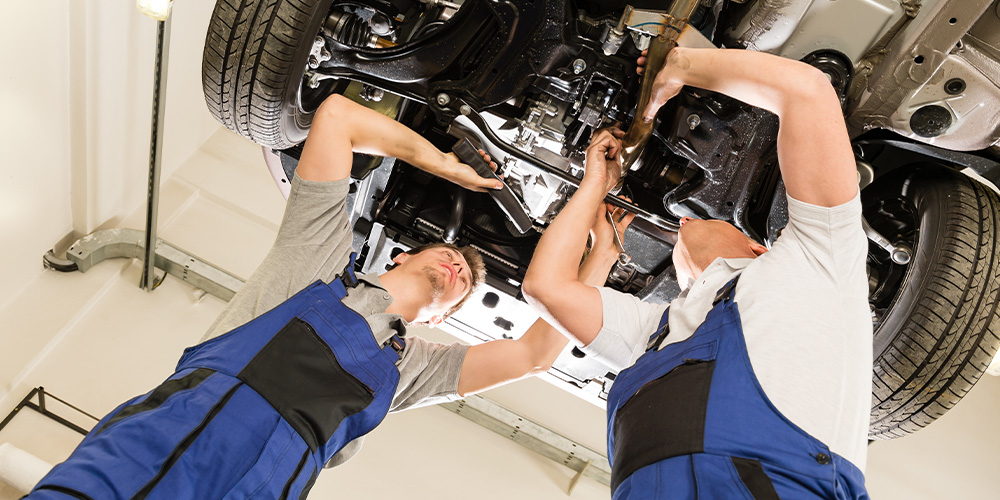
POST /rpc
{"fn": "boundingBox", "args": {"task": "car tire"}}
[202,0,333,149]
[865,166,1000,439]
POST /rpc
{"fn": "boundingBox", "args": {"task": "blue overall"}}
[27,256,403,500]
[606,278,869,499]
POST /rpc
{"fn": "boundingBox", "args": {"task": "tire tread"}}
[870,174,1000,439]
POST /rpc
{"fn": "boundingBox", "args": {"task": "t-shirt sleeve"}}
[779,192,867,285]
[274,174,352,251]
[201,173,355,340]
[580,287,668,371]
[390,337,471,412]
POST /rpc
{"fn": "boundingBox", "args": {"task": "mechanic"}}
[26,95,624,499]
[523,47,872,499]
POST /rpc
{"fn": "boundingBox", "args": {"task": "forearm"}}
[520,246,618,357]
[327,95,449,172]
[457,242,617,395]
[492,247,617,382]
[667,48,831,117]
[298,95,452,182]
[523,180,606,296]
[521,181,612,346]
[668,48,856,206]
[580,246,619,288]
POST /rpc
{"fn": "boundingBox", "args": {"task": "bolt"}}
[459,104,472,116]
[436,93,451,107]
[369,13,392,36]
[572,58,587,74]
[307,55,319,69]
[361,85,384,102]
[617,253,631,267]
[306,72,321,89]
[891,244,912,265]
[687,114,701,130]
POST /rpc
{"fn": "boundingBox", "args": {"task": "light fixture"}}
[137,0,173,21]
[135,0,174,290]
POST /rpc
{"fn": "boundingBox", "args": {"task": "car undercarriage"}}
[205,0,1000,438]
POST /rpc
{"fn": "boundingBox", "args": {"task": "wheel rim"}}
[866,196,919,332]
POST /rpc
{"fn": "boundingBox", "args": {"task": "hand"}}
[441,151,503,192]
[583,128,624,194]
[637,48,686,123]
[589,199,635,260]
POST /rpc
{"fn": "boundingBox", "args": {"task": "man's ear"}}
[393,252,410,265]
[749,243,768,257]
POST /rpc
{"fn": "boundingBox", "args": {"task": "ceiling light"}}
[137,0,173,21]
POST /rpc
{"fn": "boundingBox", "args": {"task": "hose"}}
[443,189,466,243]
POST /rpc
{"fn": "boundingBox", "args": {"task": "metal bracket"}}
[440,394,611,488]
[856,138,1000,186]
[0,387,98,436]
[63,228,243,302]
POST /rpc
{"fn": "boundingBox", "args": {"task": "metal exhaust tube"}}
[620,0,701,172]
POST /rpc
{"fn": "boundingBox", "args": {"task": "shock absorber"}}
[325,11,378,48]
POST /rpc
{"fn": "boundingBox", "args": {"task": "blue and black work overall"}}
[606,277,869,499]
[28,256,403,500]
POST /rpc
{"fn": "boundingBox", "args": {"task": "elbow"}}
[315,93,356,124]
[782,63,842,111]
[527,363,552,377]
[522,261,562,306]
[799,65,840,100]
[525,349,556,376]
[521,275,556,315]
[521,272,544,305]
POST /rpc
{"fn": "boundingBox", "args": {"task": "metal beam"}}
[65,228,243,301]
[440,395,611,488]
[140,16,172,291]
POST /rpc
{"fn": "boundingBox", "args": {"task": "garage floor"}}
[1,128,998,499]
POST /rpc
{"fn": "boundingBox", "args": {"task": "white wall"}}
[0,2,74,315]
[70,0,220,237]
[0,0,221,411]
[0,0,219,311]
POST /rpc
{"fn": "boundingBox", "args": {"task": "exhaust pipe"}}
[620,0,701,172]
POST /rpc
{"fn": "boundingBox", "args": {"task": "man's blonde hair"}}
[405,242,486,319]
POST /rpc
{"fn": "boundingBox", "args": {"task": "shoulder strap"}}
[712,274,742,306]
[386,335,406,360]
[645,308,671,352]
[339,252,360,289]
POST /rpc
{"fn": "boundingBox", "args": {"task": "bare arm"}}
[296,94,501,192]
[456,210,621,396]
[520,130,624,347]
[641,48,857,207]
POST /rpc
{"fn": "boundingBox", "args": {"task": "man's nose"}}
[680,217,693,227]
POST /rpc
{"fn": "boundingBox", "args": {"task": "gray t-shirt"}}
[202,174,469,465]
[584,194,872,471]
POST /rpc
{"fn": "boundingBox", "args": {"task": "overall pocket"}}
[611,346,717,491]
[238,317,374,452]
